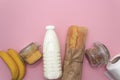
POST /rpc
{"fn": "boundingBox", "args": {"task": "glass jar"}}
[19,42,42,64]
[86,42,110,67]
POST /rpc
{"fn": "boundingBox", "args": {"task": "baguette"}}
[61,25,87,80]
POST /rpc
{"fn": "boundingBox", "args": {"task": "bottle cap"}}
[46,25,55,30]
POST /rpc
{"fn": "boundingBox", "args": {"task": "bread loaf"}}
[61,25,87,80]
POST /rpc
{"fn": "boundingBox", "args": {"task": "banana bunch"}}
[0,49,26,80]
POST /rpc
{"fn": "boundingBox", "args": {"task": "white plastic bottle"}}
[43,25,62,79]
[106,54,120,80]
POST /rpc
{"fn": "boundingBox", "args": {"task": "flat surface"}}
[0,0,120,80]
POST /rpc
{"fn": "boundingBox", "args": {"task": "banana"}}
[7,49,26,80]
[0,51,19,80]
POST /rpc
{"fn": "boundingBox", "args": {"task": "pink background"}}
[0,0,120,80]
